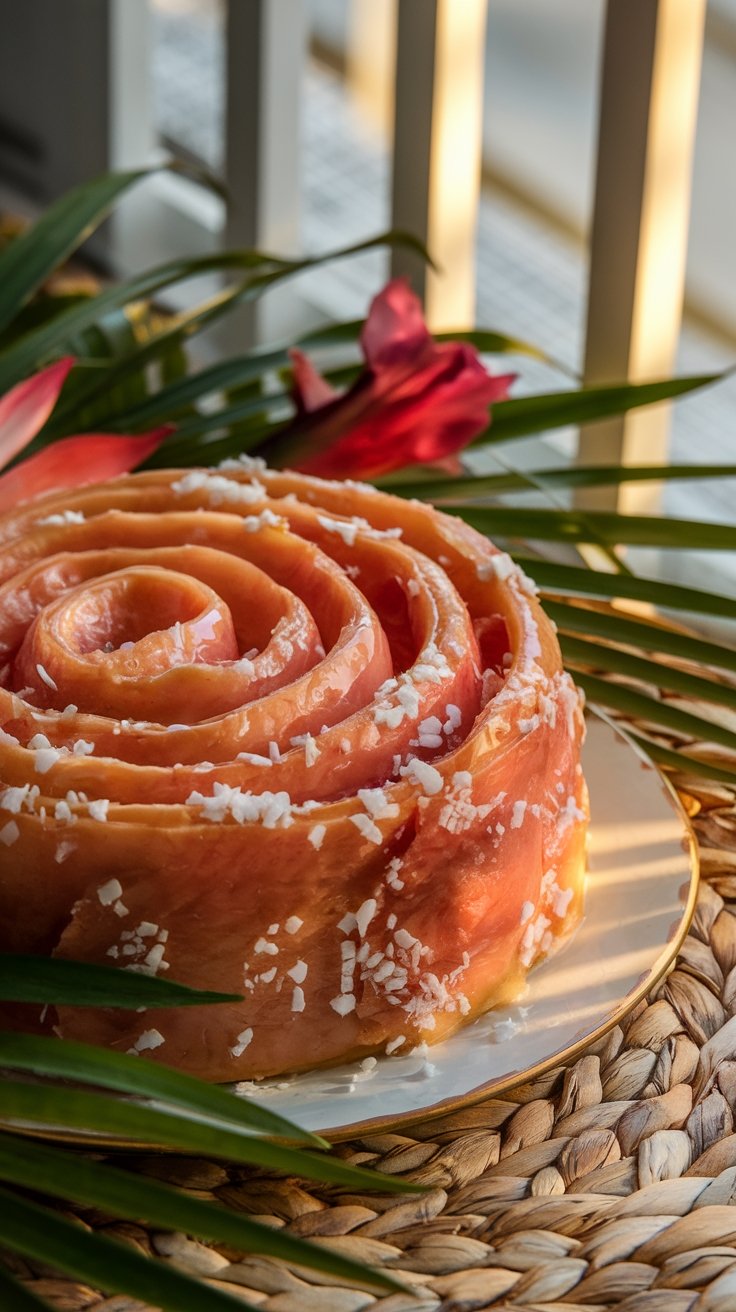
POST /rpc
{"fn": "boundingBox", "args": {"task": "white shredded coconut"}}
[218,453,267,473]
[308,823,326,850]
[237,751,272,767]
[242,507,284,532]
[355,898,378,939]
[443,704,462,734]
[357,787,399,821]
[254,938,279,955]
[511,800,527,829]
[476,551,516,582]
[400,758,443,796]
[330,993,356,1016]
[129,1029,165,1054]
[28,734,63,774]
[37,509,85,526]
[317,514,360,547]
[349,813,383,846]
[229,1027,254,1057]
[36,664,58,691]
[187,783,294,828]
[0,820,19,846]
[97,878,123,906]
[386,857,405,891]
[171,470,266,507]
[0,781,38,813]
[520,900,534,925]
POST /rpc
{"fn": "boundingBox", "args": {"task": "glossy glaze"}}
[0,464,587,1079]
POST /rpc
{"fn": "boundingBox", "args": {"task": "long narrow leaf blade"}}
[0,955,239,1008]
[0,1081,418,1190]
[514,556,736,622]
[0,1268,51,1312]
[0,1187,259,1312]
[629,734,736,785]
[385,463,736,501]
[51,333,289,436]
[0,1033,323,1147]
[449,503,736,551]
[545,600,736,675]
[0,231,429,394]
[0,170,149,335]
[576,671,736,754]
[469,373,724,445]
[560,634,736,712]
[0,1134,403,1294]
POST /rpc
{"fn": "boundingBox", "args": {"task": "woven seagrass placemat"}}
[8,707,736,1312]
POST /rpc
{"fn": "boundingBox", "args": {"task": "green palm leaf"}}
[0,169,149,334]
[0,1033,325,1147]
[559,634,736,712]
[449,503,736,551]
[0,954,239,1008]
[384,462,736,500]
[512,556,736,622]
[629,735,736,785]
[469,372,724,445]
[574,670,736,755]
[0,1134,403,1294]
[0,230,428,395]
[0,1268,51,1312]
[0,1188,260,1312]
[0,1080,416,1191]
[544,600,736,675]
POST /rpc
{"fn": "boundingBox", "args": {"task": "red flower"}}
[0,357,169,512]
[262,280,515,479]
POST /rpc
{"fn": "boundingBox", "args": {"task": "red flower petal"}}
[0,357,75,470]
[0,427,170,514]
[289,349,339,414]
[295,347,516,479]
[360,279,431,371]
[261,279,515,479]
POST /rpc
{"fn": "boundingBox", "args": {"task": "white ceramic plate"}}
[224,712,698,1138]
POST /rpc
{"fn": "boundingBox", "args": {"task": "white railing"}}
[0,0,709,514]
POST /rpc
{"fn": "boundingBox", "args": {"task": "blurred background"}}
[0,0,734,593]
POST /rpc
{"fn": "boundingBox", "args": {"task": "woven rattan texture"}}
[8,733,736,1312]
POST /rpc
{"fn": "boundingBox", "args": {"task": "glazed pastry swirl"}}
[0,460,587,1079]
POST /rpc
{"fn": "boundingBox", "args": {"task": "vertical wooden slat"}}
[390,0,488,331]
[346,0,397,138]
[579,0,707,513]
[224,0,306,346]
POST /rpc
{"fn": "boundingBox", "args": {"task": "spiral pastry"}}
[0,459,587,1079]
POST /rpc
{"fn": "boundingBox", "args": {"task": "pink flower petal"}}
[263,279,515,480]
[0,357,75,470]
[289,349,339,413]
[360,279,430,371]
[0,427,170,514]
